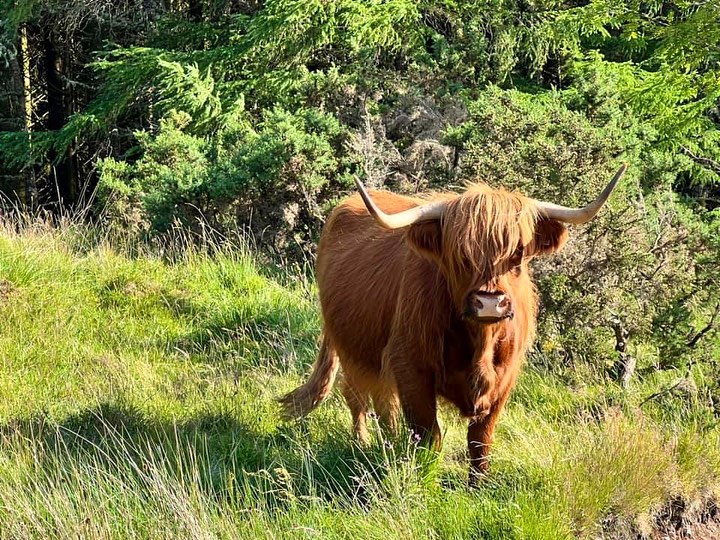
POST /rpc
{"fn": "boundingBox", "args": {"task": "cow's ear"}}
[529,218,569,257]
[406,220,442,260]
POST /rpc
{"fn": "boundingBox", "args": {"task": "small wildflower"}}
[367,411,378,420]
[383,440,393,449]
[411,432,422,444]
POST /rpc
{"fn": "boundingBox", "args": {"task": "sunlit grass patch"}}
[560,413,675,535]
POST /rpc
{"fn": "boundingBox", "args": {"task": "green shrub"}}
[98,107,351,254]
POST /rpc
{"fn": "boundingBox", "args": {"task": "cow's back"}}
[316,191,423,373]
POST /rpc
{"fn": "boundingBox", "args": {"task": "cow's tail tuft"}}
[279,334,339,420]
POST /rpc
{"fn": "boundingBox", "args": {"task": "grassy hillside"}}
[0,221,718,539]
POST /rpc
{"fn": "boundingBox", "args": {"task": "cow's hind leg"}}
[341,369,371,446]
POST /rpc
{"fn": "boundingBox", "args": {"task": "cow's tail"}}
[279,334,339,420]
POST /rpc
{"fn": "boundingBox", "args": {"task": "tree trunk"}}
[20,24,38,208]
[610,318,635,387]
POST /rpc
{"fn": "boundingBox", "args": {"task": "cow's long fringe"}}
[442,183,539,288]
[279,334,339,420]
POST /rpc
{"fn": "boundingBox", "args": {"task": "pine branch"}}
[687,303,720,350]
[681,146,720,175]
[639,379,685,408]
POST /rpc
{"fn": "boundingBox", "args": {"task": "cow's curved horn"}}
[354,176,447,229]
[533,163,628,225]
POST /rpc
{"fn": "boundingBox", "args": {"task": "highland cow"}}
[280,164,627,484]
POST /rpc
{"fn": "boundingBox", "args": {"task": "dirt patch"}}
[648,497,720,540]
[0,279,15,301]
[600,497,720,539]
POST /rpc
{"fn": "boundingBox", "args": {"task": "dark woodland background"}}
[1,0,719,393]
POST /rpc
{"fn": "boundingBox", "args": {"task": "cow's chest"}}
[438,325,511,418]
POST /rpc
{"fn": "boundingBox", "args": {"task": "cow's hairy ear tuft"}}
[530,218,569,257]
[406,220,442,260]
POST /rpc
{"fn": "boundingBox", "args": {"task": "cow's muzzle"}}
[463,292,513,323]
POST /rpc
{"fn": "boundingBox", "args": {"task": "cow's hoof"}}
[467,469,487,489]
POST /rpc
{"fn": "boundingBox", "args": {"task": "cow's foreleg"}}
[392,365,441,450]
[467,391,510,487]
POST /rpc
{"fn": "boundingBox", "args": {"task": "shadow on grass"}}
[171,302,319,371]
[0,402,396,509]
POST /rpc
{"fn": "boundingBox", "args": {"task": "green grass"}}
[0,220,718,539]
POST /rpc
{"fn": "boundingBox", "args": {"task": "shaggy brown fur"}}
[280,334,339,419]
[279,184,568,484]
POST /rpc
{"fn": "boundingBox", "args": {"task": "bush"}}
[98,107,352,255]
